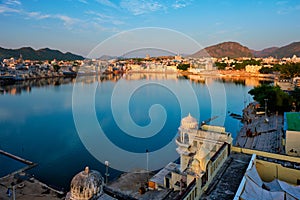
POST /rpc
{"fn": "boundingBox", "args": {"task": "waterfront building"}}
[284,112,300,157]
[148,114,233,199]
[66,114,300,200]
[245,65,262,74]
[275,79,295,91]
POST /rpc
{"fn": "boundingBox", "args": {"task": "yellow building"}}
[245,65,262,73]
[233,148,300,200]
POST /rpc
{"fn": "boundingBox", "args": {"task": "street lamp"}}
[146,149,149,182]
[146,149,149,173]
[105,161,109,184]
[264,98,268,117]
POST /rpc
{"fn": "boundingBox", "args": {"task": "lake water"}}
[0,74,259,190]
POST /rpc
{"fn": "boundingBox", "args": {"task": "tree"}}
[248,84,293,113]
[215,62,227,70]
[233,59,262,70]
[259,67,274,74]
[53,64,61,72]
[279,63,300,78]
[291,87,300,111]
[177,63,190,71]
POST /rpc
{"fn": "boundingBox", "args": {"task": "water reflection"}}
[214,77,274,86]
[0,73,264,189]
[0,77,75,95]
[0,74,274,96]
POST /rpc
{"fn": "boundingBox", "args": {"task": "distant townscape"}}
[1,41,300,89]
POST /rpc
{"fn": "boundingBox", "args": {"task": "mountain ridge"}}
[191,41,253,58]
[1,41,300,60]
[0,47,84,61]
[191,41,300,58]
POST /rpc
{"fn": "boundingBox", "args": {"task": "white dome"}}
[181,113,198,129]
[68,166,104,200]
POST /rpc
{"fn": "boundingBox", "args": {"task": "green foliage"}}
[291,87,300,111]
[248,84,293,113]
[234,59,261,70]
[215,62,227,70]
[53,64,61,72]
[244,59,261,66]
[177,63,190,71]
[259,67,273,74]
[279,63,300,78]
[258,63,300,77]
[273,64,281,71]
[132,58,144,62]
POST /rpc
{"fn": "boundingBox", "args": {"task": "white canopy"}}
[240,164,300,200]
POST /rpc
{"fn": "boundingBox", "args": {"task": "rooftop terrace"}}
[201,152,252,200]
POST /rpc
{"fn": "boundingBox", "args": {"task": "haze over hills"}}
[0,47,84,61]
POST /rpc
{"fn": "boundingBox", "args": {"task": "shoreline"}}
[0,70,277,86]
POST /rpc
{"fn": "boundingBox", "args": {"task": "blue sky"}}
[0,0,300,57]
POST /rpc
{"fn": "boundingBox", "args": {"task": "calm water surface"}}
[0,74,257,189]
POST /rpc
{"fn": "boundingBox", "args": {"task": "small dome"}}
[181,113,198,129]
[69,166,104,200]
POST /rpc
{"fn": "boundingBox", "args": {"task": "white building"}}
[245,65,262,73]
[148,114,232,199]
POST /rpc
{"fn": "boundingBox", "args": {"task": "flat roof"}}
[149,162,178,186]
[285,112,300,131]
[201,152,252,200]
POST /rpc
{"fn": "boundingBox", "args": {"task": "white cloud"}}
[120,0,192,15]
[55,14,81,26]
[172,0,192,9]
[27,11,50,19]
[0,0,22,13]
[4,0,21,6]
[86,10,125,25]
[120,0,164,15]
[172,3,184,9]
[24,11,81,28]
[0,4,20,13]
[96,0,117,8]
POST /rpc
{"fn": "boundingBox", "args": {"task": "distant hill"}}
[252,47,279,58]
[266,42,300,58]
[191,42,253,58]
[0,47,84,61]
[98,55,118,60]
